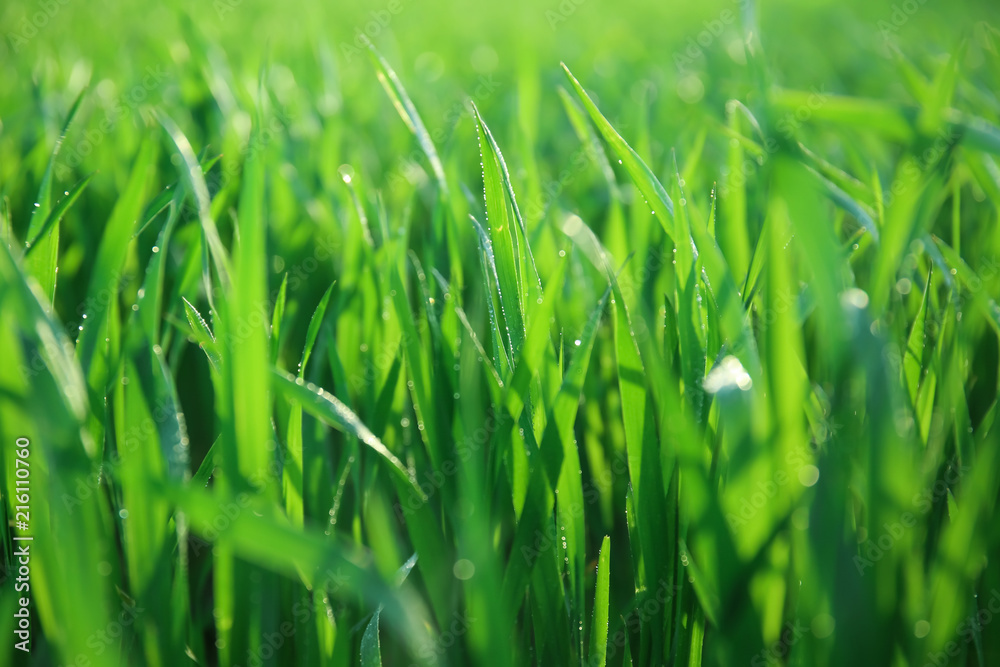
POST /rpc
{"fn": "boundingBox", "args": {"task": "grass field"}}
[2,0,1000,665]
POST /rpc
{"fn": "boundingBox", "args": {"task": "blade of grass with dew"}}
[930,236,1000,334]
[270,369,452,627]
[501,285,609,625]
[116,333,190,666]
[0,241,120,667]
[471,101,542,303]
[270,273,288,365]
[473,105,528,361]
[389,263,445,472]
[165,481,432,656]
[560,63,675,237]
[285,282,334,527]
[904,271,932,410]
[558,212,674,610]
[382,268,456,627]
[469,213,513,376]
[211,91,279,667]
[23,174,93,257]
[588,535,611,667]
[360,607,383,667]
[485,255,567,521]
[182,296,222,373]
[76,139,157,454]
[367,43,448,198]
[670,179,707,423]
[138,186,186,347]
[23,90,85,310]
[158,113,233,301]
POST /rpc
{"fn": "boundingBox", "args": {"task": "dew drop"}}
[453,559,476,580]
[798,465,820,487]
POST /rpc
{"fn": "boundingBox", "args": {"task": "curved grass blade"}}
[367,43,448,197]
[138,187,186,346]
[390,264,444,470]
[24,89,86,310]
[473,106,528,360]
[164,482,432,651]
[803,165,879,242]
[588,536,611,667]
[471,101,542,300]
[24,174,94,255]
[271,369,414,496]
[300,282,335,378]
[904,270,931,407]
[360,607,383,667]
[158,112,232,293]
[469,213,512,373]
[271,273,288,364]
[285,282,335,526]
[502,284,610,622]
[271,367,452,627]
[560,63,675,237]
[77,140,157,379]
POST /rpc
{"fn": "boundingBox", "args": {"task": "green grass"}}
[2,0,1000,665]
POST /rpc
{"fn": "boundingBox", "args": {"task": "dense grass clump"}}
[2,0,1000,665]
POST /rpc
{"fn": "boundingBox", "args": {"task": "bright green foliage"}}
[2,1,1000,666]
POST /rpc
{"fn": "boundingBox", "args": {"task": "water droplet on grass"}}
[453,559,476,580]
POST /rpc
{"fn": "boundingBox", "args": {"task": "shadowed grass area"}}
[2,0,1000,665]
